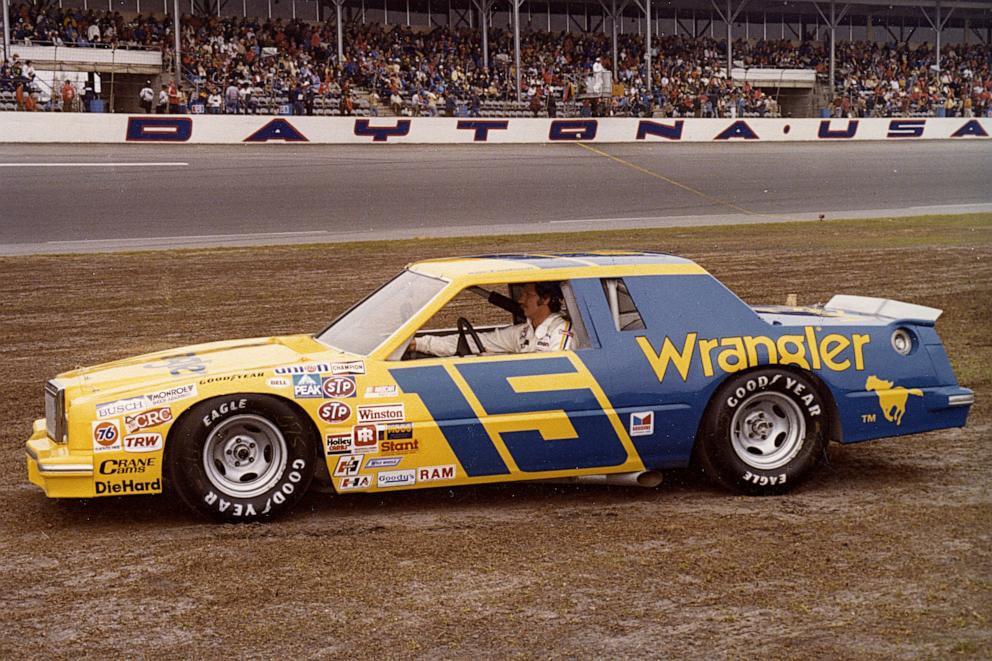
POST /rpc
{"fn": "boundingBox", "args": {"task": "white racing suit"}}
[417,313,574,356]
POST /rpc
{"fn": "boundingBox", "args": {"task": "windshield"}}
[316,270,447,355]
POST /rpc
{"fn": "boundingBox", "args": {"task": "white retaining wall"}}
[0,114,990,144]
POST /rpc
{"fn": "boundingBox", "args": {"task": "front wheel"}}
[168,394,316,522]
[696,369,826,495]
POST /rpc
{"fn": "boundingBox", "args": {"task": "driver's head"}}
[517,282,563,324]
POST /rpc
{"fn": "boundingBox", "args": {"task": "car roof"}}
[408,251,702,279]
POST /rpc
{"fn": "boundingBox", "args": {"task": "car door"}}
[387,282,645,482]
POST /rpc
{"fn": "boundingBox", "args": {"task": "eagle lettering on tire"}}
[697,369,827,495]
[168,394,316,522]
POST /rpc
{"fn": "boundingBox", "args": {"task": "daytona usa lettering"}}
[637,329,870,383]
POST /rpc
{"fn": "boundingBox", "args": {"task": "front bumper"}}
[25,419,94,498]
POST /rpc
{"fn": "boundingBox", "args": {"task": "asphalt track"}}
[1,141,990,254]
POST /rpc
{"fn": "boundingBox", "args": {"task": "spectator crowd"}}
[2,0,990,117]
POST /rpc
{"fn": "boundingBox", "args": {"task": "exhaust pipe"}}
[541,470,663,488]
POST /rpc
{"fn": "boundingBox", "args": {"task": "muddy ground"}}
[1,217,989,659]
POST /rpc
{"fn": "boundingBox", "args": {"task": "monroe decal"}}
[636,329,870,383]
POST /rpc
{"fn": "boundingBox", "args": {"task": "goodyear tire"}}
[168,394,315,522]
[696,369,825,495]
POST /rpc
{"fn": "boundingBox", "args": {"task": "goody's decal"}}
[865,375,923,426]
[636,329,870,383]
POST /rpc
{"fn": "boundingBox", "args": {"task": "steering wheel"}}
[456,317,486,356]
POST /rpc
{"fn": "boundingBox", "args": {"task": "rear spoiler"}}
[824,295,942,322]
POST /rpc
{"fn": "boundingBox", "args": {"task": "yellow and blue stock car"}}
[26,252,974,521]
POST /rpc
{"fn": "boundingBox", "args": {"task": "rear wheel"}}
[696,369,825,495]
[168,394,316,522]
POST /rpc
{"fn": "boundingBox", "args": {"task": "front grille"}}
[44,380,66,443]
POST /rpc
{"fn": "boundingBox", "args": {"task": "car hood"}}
[56,334,355,399]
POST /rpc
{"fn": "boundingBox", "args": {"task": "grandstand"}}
[1,0,990,118]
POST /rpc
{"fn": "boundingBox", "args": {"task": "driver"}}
[410,282,573,356]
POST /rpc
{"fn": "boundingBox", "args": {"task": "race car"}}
[25,252,974,522]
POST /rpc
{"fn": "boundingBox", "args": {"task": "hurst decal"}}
[637,329,870,383]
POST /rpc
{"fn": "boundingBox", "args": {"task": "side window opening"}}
[602,278,646,331]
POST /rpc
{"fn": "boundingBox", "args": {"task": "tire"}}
[168,394,316,522]
[696,369,826,495]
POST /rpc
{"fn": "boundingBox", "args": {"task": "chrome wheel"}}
[202,414,287,498]
[730,392,806,470]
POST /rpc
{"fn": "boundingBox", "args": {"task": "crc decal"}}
[322,376,356,399]
[333,455,362,478]
[92,420,121,453]
[325,433,352,455]
[417,465,456,482]
[377,469,416,488]
[636,329,870,383]
[293,373,324,399]
[865,375,922,426]
[339,475,372,490]
[352,424,378,453]
[202,398,247,426]
[96,478,161,494]
[123,433,163,453]
[357,404,405,424]
[629,411,654,437]
[390,357,628,475]
[99,457,157,475]
[125,406,173,433]
[318,401,352,423]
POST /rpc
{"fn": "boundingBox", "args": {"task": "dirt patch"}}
[1,216,989,659]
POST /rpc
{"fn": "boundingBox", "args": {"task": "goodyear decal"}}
[636,328,870,382]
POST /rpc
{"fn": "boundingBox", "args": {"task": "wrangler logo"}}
[636,329,870,383]
[866,375,922,425]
